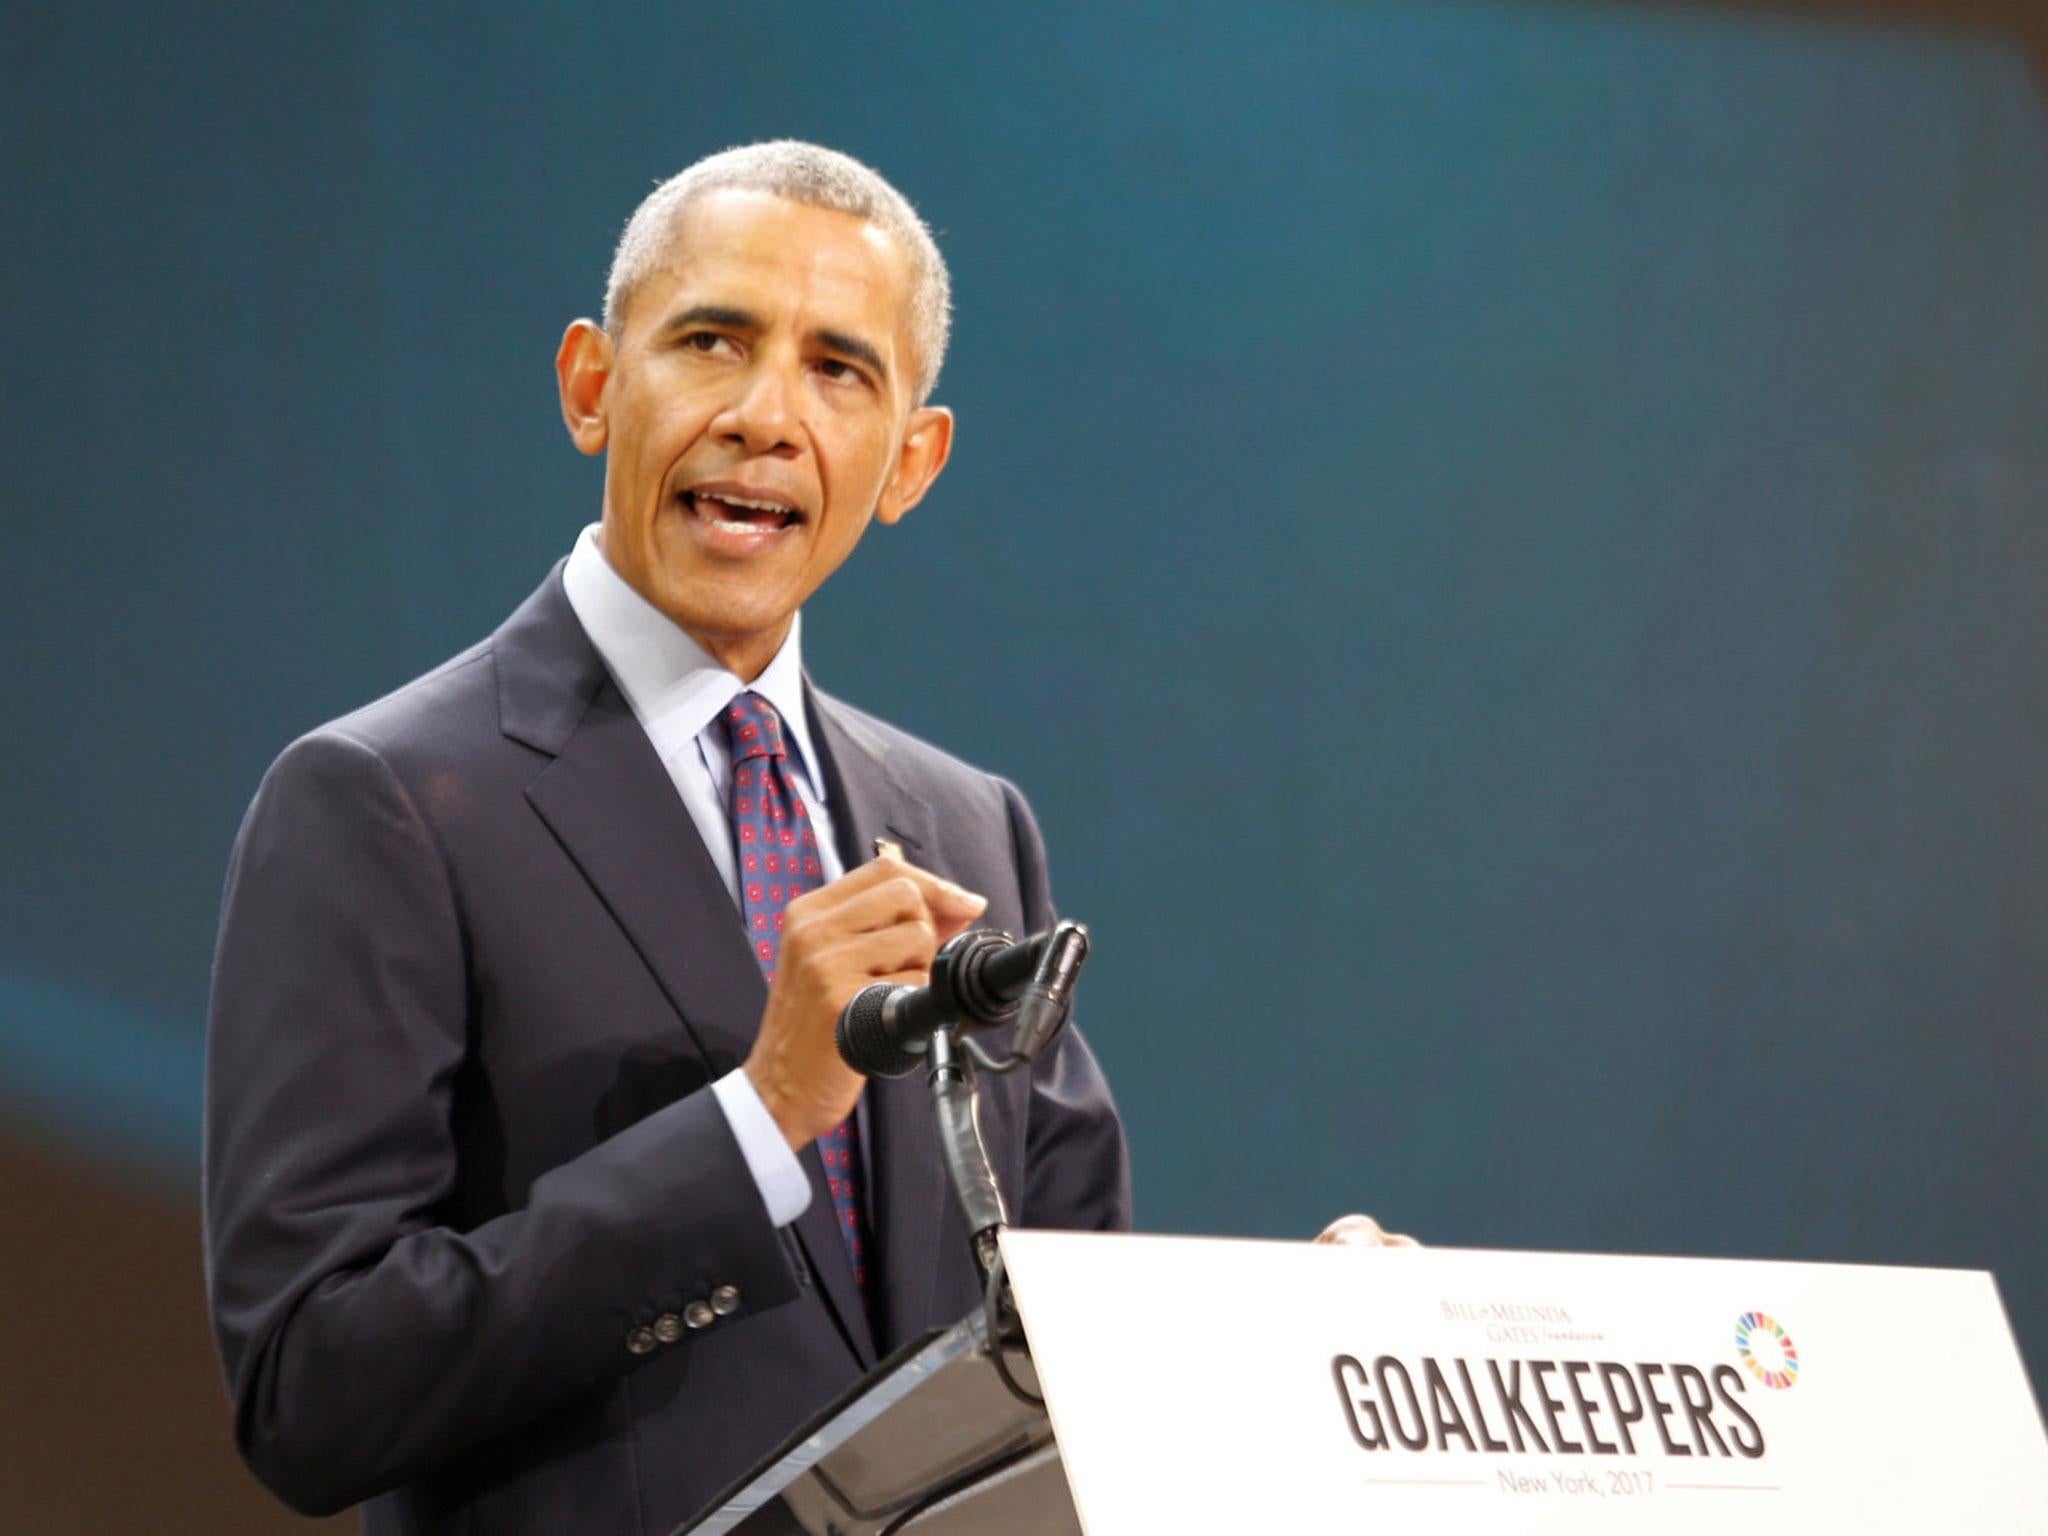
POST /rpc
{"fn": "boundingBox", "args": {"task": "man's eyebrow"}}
[661,304,760,334]
[815,328,888,384]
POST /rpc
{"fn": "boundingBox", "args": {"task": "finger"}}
[793,874,927,936]
[1316,1213,1402,1247]
[929,897,985,945]
[1316,1213,1381,1244]
[822,916,945,981]
[806,859,987,932]
[879,858,987,927]
[868,968,929,990]
[818,855,937,900]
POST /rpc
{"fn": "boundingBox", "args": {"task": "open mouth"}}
[681,489,805,535]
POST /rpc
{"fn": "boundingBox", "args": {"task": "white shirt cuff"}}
[711,1068,813,1227]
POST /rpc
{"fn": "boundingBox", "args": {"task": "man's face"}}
[557,188,951,678]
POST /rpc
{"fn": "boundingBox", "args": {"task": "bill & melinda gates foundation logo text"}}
[1329,1305,1795,1464]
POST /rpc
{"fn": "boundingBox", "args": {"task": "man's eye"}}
[819,359,866,385]
[683,331,733,354]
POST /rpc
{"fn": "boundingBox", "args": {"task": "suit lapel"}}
[502,572,880,1365]
[808,687,956,1354]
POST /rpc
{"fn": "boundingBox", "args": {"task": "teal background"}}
[6,0,2045,1449]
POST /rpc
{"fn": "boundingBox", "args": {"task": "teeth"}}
[696,491,795,515]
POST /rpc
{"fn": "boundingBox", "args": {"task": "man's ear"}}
[874,406,955,526]
[555,319,613,457]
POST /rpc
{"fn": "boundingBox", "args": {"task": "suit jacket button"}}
[684,1299,716,1329]
[625,1325,658,1355]
[710,1284,741,1316]
[653,1313,683,1344]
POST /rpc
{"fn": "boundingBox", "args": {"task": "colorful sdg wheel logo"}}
[1734,1311,1800,1389]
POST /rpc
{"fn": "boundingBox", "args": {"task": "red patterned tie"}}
[723,692,868,1294]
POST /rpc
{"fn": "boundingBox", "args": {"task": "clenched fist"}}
[742,854,987,1150]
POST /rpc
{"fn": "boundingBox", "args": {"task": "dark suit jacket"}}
[202,567,1131,1534]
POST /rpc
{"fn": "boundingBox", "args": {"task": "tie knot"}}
[725,691,789,763]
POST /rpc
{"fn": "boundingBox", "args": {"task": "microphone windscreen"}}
[835,984,924,1078]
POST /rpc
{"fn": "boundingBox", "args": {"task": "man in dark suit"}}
[203,141,1130,1534]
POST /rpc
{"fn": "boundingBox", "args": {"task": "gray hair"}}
[604,140,952,404]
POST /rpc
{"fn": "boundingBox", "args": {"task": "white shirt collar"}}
[560,524,827,795]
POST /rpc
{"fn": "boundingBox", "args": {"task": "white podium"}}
[1007,1231,2048,1532]
[682,1232,2047,1533]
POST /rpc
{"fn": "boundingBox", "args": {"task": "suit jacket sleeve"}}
[997,777,1134,1233]
[203,729,800,1517]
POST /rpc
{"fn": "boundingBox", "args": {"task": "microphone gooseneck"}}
[833,916,1091,1330]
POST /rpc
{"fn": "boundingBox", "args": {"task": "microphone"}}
[837,927,1082,1078]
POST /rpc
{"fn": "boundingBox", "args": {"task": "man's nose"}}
[712,355,802,457]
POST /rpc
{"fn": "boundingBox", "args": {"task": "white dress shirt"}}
[561,523,839,1227]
